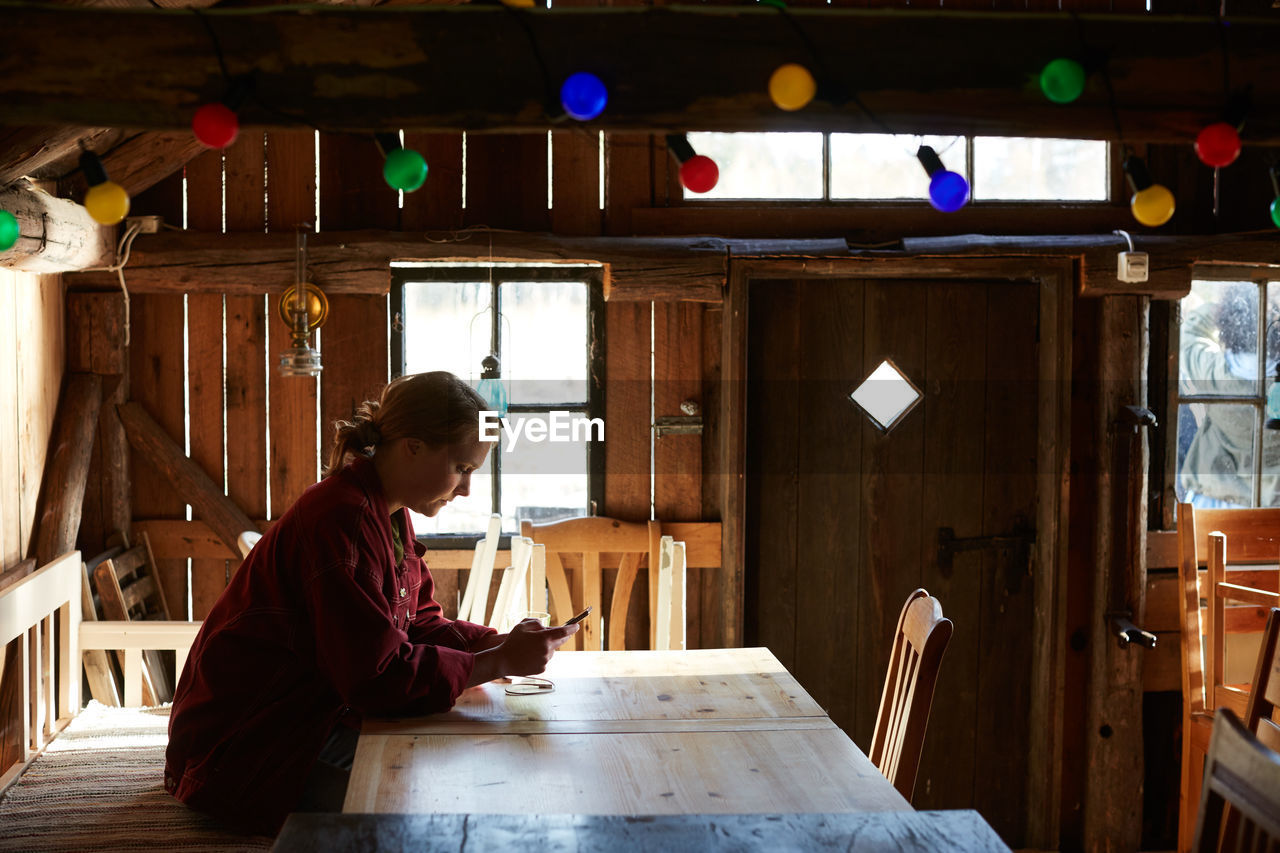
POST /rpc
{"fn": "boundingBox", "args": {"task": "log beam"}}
[117,401,259,560]
[64,229,730,302]
[2,6,1280,142]
[0,185,114,273]
[31,373,104,565]
[63,228,1280,301]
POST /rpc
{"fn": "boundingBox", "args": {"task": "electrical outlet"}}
[1117,251,1149,283]
[125,215,163,234]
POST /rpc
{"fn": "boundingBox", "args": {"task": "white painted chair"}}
[654,536,687,651]
[457,514,502,626]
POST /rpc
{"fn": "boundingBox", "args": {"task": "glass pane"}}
[1177,402,1257,508]
[410,447,495,536]
[402,281,488,383]
[1181,281,1261,397]
[972,137,1108,201]
[501,280,589,405]
[498,413,593,530]
[849,360,921,431]
[830,134,966,200]
[684,132,823,200]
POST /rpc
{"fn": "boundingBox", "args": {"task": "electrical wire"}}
[80,220,143,348]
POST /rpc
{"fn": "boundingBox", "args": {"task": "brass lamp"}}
[278,227,328,377]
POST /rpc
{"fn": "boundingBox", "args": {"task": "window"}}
[391,264,604,541]
[1176,277,1280,509]
[683,132,1109,203]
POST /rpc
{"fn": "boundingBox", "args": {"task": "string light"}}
[1123,153,1175,227]
[561,72,608,121]
[1269,165,1280,230]
[1039,58,1086,104]
[192,102,240,149]
[375,133,428,192]
[0,210,17,252]
[769,63,816,111]
[1195,122,1242,168]
[666,134,719,194]
[917,145,969,212]
[80,150,130,226]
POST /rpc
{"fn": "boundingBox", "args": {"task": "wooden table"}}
[275,811,1013,852]
[344,648,910,816]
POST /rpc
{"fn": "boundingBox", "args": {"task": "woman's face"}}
[401,437,490,517]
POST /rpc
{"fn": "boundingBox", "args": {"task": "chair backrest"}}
[868,588,953,802]
[458,514,503,625]
[520,516,663,651]
[1191,708,1280,852]
[1207,533,1280,718]
[654,536,687,652]
[488,537,542,632]
[1176,503,1280,719]
[1243,607,1280,756]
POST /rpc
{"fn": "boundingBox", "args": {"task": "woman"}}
[164,371,578,835]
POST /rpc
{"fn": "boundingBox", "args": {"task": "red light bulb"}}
[1194,122,1241,168]
[680,155,718,194]
[192,103,240,149]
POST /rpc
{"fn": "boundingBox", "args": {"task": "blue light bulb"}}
[560,72,608,121]
[928,171,970,213]
[1268,381,1280,429]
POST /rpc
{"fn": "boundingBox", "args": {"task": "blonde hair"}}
[327,371,488,476]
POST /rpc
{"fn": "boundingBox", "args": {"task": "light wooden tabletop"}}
[345,648,912,816]
[360,647,828,734]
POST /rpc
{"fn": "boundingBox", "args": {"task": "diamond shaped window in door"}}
[849,359,922,432]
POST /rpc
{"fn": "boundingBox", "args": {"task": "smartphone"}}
[561,606,592,627]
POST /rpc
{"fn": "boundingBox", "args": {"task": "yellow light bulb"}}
[1130,184,1175,227]
[85,181,130,226]
[769,63,816,112]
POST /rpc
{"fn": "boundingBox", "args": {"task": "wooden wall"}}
[115,129,717,642]
[0,270,63,571]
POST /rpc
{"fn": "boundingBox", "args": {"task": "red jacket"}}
[164,456,495,835]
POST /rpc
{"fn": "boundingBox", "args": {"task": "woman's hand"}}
[467,619,578,686]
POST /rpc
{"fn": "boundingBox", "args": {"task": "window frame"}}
[1162,268,1280,520]
[390,263,606,548]
[666,132,1120,206]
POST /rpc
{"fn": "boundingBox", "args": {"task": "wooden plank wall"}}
[0,271,63,572]
[118,123,716,645]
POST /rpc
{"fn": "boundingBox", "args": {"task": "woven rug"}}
[0,701,273,852]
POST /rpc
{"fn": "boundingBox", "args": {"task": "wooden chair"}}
[1176,503,1280,852]
[457,514,502,626]
[488,537,547,632]
[1190,708,1280,852]
[88,531,173,705]
[1207,533,1280,720]
[654,536,687,652]
[867,588,953,802]
[520,516,665,651]
[1242,607,1280,756]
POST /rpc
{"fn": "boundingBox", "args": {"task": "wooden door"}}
[744,277,1040,845]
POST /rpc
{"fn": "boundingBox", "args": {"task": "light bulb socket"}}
[1123,154,1154,193]
[223,75,253,111]
[481,353,501,380]
[917,145,944,178]
[79,151,109,188]
[665,134,696,165]
[374,133,403,157]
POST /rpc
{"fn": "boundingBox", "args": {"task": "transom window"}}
[391,264,604,540]
[684,132,1110,203]
[1176,277,1280,509]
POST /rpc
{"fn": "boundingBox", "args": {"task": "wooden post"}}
[1081,295,1149,850]
[32,373,103,566]
[0,186,113,274]
[117,401,259,559]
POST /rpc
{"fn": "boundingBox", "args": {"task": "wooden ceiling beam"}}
[4,5,1280,142]
[0,184,114,272]
[59,131,212,199]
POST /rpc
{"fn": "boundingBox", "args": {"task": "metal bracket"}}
[653,415,702,437]
[1106,610,1157,649]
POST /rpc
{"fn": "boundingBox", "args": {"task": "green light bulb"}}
[1271,197,1280,230]
[383,148,428,193]
[0,211,18,251]
[1040,58,1086,104]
